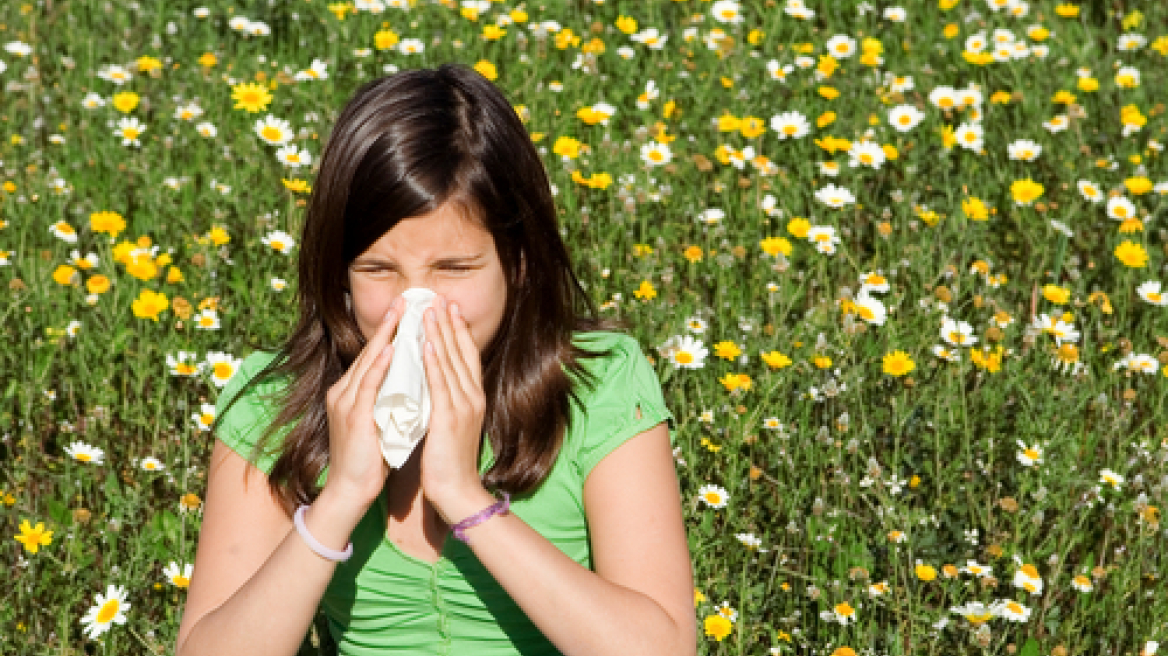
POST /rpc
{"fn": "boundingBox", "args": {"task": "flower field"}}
[2,0,1166,653]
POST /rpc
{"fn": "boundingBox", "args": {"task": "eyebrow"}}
[350,253,486,266]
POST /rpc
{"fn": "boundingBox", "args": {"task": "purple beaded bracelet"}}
[451,491,511,544]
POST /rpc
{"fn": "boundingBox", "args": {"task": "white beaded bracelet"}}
[294,504,354,562]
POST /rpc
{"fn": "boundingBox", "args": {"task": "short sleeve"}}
[214,350,286,476]
[572,333,674,481]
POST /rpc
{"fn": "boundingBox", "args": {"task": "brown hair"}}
[214,64,616,516]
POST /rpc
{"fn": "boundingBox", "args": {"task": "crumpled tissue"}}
[373,287,436,468]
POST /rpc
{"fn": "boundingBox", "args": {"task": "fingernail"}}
[450,302,461,317]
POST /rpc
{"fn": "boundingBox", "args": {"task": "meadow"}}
[1,0,1166,654]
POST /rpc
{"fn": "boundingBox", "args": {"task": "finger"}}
[448,301,484,389]
[424,306,463,402]
[343,297,404,404]
[431,297,476,398]
[422,337,452,415]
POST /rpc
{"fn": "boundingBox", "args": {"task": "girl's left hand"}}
[419,295,490,523]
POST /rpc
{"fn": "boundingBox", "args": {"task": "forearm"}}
[452,490,694,656]
[176,488,365,656]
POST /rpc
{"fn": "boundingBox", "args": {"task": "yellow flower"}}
[1077,76,1099,92]
[717,114,741,132]
[1052,90,1076,105]
[818,86,840,100]
[581,38,605,55]
[166,266,184,284]
[124,252,159,281]
[703,614,732,641]
[787,217,811,239]
[1055,4,1080,17]
[714,341,742,360]
[615,16,637,35]
[883,350,915,376]
[90,210,126,238]
[327,2,351,20]
[481,25,506,41]
[374,29,400,50]
[552,136,584,159]
[1042,284,1071,305]
[282,178,311,194]
[87,275,112,295]
[136,55,163,73]
[570,171,612,189]
[1011,178,1044,206]
[14,519,53,554]
[760,237,791,257]
[813,355,833,369]
[915,563,937,581]
[817,55,839,78]
[1114,241,1148,268]
[882,144,899,160]
[962,196,989,221]
[940,125,956,149]
[693,589,706,607]
[683,245,704,263]
[1124,177,1153,195]
[817,111,836,128]
[634,280,657,300]
[739,116,766,139]
[1153,36,1168,56]
[52,265,79,286]
[132,289,170,321]
[198,52,217,68]
[719,373,752,392]
[761,351,793,369]
[112,91,140,114]
[231,82,273,113]
[943,23,959,39]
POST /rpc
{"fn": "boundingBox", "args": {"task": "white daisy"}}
[1136,281,1168,306]
[64,441,105,465]
[697,484,730,509]
[888,105,926,132]
[851,292,887,325]
[766,60,793,83]
[1106,196,1136,221]
[195,122,217,138]
[848,141,886,169]
[640,141,673,167]
[398,38,425,55]
[163,562,193,588]
[1015,440,1042,466]
[80,584,130,640]
[814,184,855,209]
[114,117,147,147]
[263,230,296,254]
[174,102,204,122]
[167,351,203,377]
[1007,139,1041,162]
[710,0,744,24]
[194,308,221,330]
[205,352,243,388]
[940,317,977,346]
[254,115,294,146]
[81,92,106,109]
[928,86,959,111]
[1077,180,1104,203]
[275,144,312,168]
[1098,468,1125,490]
[192,403,216,431]
[954,122,984,151]
[770,111,810,139]
[294,58,329,82]
[806,224,841,254]
[139,456,165,472]
[824,35,856,61]
[991,599,1031,622]
[659,334,708,369]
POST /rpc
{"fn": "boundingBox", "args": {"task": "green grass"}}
[1,0,1166,654]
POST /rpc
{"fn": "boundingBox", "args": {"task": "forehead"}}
[362,202,495,259]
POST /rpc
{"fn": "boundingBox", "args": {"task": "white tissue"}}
[373,287,437,469]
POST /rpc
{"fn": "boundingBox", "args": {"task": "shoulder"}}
[213,350,290,471]
[217,350,285,409]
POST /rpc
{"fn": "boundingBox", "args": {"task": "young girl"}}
[175,64,695,656]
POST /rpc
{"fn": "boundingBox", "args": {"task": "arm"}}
[173,440,371,656]
[445,421,697,656]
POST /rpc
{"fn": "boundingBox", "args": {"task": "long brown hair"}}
[214,64,615,516]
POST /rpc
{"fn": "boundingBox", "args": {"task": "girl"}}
[175,65,695,656]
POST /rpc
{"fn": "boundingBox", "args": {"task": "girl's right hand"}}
[324,296,403,507]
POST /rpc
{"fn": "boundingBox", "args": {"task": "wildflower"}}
[719,373,752,392]
[736,533,765,550]
[1107,196,1137,221]
[1010,178,1044,206]
[634,280,657,300]
[1136,281,1167,306]
[961,560,994,578]
[941,317,977,346]
[1071,574,1093,592]
[231,82,273,113]
[263,230,296,255]
[168,351,203,377]
[294,59,329,82]
[164,562,193,588]
[991,598,1031,622]
[1007,139,1041,161]
[950,602,994,624]
[114,117,147,147]
[14,519,53,554]
[1016,440,1043,466]
[90,211,126,239]
[205,352,242,388]
[1114,66,1140,89]
[915,562,937,581]
[80,584,131,640]
[882,350,915,376]
[888,105,925,132]
[698,484,729,508]
[1078,180,1104,203]
[111,91,140,114]
[139,457,165,472]
[714,341,742,360]
[276,144,312,168]
[179,492,203,514]
[850,293,887,325]
[761,351,792,369]
[814,184,855,209]
[1042,284,1071,304]
[759,237,791,257]
[64,441,105,465]
[1014,563,1043,595]
[769,111,811,141]
[848,141,885,169]
[254,115,294,146]
[1098,468,1124,490]
[576,102,616,126]
[806,225,841,254]
[196,122,217,138]
[962,196,990,221]
[1114,241,1148,268]
[1033,314,1079,345]
[640,141,672,167]
[1113,353,1159,375]
[132,289,169,321]
[194,309,220,331]
[192,403,216,431]
[933,345,960,362]
[954,122,984,151]
[703,614,732,641]
[97,64,133,85]
[767,60,793,82]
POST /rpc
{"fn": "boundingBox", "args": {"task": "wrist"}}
[432,485,497,526]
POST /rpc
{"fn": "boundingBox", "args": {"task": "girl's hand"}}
[323,296,403,507]
[419,295,490,523]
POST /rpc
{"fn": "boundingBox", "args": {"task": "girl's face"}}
[347,202,510,353]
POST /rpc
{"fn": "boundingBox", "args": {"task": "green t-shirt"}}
[214,331,674,656]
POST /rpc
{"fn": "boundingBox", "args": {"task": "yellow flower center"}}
[261,126,283,141]
[76,453,92,462]
[96,599,119,624]
[675,351,694,364]
[213,363,234,379]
